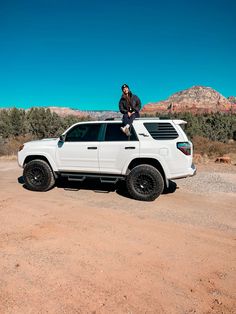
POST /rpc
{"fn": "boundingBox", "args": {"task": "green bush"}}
[0,107,92,156]
[143,111,236,143]
[1,108,236,156]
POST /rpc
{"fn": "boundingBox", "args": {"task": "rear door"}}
[99,122,140,174]
[142,121,186,175]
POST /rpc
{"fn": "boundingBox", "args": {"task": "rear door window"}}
[104,123,138,141]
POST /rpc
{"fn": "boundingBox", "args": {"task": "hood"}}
[24,138,59,147]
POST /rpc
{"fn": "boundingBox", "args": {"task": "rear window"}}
[144,122,179,140]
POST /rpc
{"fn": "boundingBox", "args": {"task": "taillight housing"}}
[177,142,191,155]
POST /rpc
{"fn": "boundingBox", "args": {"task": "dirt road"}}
[0,160,235,313]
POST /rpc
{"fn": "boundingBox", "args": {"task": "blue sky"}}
[0,0,235,110]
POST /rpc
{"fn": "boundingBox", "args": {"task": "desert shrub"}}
[1,108,235,156]
[0,135,34,156]
[200,113,233,142]
[0,109,12,138]
[0,138,5,155]
[0,108,91,141]
[149,112,236,142]
[25,107,59,138]
[0,108,93,156]
[192,136,232,157]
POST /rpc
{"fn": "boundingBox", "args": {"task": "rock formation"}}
[228,96,236,104]
[48,107,122,120]
[141,86,234,115]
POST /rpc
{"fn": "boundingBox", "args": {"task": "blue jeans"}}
[122,112,140,126]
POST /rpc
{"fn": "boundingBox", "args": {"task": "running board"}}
[100,177,119,184]
[68,176,86,182]
[59,172,125,184]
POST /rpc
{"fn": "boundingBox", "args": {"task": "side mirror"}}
[59,134,66,142]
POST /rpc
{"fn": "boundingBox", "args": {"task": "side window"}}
[144,123,179,140]
[65,124,101,142]
[104,123,138,141]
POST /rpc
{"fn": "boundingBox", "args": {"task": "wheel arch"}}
[127,158,168,187]
[23,155,58,177]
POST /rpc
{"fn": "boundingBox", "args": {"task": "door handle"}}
[139,133,149,137]
[125,146,136,149]
[87,147,97,149]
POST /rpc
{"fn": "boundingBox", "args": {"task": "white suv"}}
[18,118,196,201]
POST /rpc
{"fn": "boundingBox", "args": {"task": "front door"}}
[56,123,101,172]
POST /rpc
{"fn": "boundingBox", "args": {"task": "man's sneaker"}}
[125,128,131,136]
[120,126,126,133]
[120,126,131,136]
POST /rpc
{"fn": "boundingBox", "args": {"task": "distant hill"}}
[48,86,236,118]
[228,96,236,105]
[141,86,236,115]
[48,107,122,120]
[1,86,235,118]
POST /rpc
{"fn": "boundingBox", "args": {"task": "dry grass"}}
[0,155,17,160]
[0,135,33,157]
[192,136,236,156]
[192,136,236,164]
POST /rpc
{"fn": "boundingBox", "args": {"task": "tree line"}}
[0,107,90,139]
[0,108,235,155]
[150,111,236,143]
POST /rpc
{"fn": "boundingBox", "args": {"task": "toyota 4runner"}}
[18,118,196,201]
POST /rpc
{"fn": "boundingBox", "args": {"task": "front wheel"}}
[23,159,55,191]
[126,165,164,201]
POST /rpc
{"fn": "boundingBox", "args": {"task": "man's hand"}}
[128,112,132,117]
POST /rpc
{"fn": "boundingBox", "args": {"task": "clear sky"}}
[0,0,235,110]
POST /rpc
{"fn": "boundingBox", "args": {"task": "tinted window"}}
[144,123,179,140]
[104,123,138,141]
[65,124,101,142]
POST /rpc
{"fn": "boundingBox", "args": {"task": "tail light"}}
[177,142,191,155]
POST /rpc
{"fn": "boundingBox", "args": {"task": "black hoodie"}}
[119,92,141,114]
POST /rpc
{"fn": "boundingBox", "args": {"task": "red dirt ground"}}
[0,160,235,313]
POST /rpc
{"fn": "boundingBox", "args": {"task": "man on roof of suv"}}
[119,84,141,136]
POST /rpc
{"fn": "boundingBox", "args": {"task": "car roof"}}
[72,118,175,124]
[63,118,186,134]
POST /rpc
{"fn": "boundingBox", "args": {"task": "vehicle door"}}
[56,123,101,172]
[99,122,140,174]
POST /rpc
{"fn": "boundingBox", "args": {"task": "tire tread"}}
[126,164,164,201]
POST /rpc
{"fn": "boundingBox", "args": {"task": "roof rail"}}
[135,117,160,120]
[104,117,160,121]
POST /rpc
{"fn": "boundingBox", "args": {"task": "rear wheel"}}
[126,165,164,201]
[23,159,55,191]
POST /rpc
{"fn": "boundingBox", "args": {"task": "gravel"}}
[177,170,236,194]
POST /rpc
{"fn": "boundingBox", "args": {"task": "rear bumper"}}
[168,163,196,180]
[191,163,197,176]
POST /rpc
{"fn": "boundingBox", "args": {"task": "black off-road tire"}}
[23,159,55,191]
[126,165,164,201]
